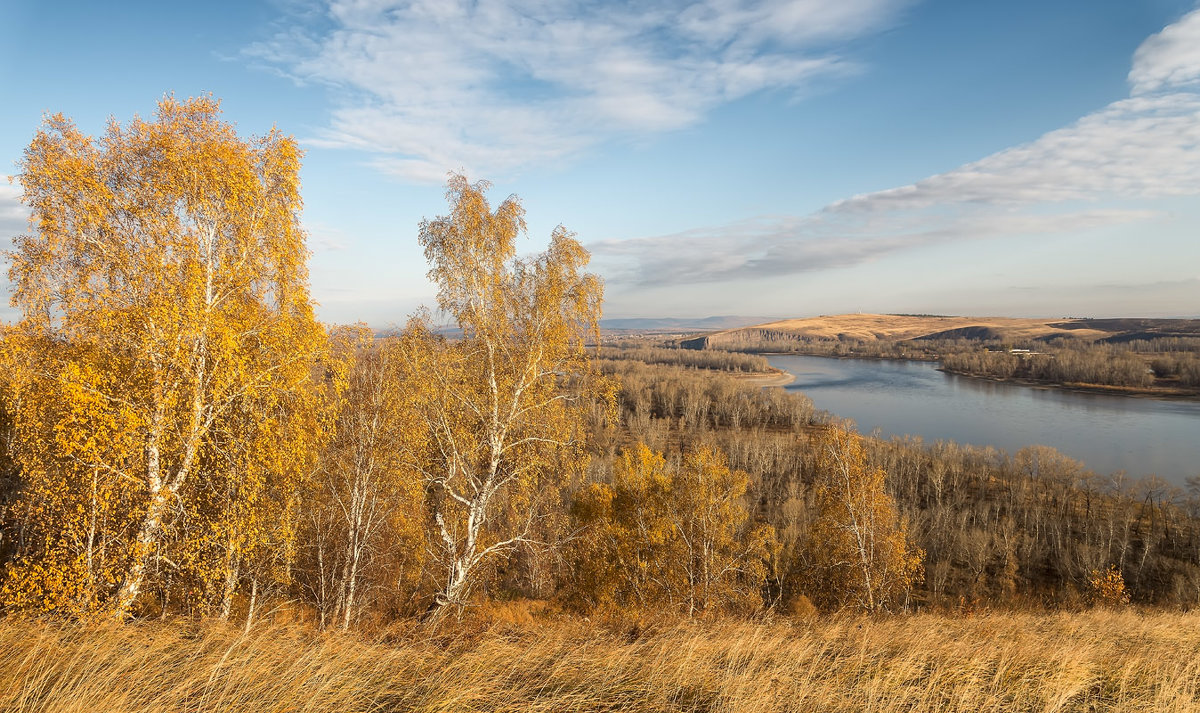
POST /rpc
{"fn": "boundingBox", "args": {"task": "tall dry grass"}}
[3,610,1199,712]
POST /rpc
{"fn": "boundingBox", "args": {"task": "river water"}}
[767,354,1200,485]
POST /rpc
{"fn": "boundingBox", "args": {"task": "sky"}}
[1,0,1198,325]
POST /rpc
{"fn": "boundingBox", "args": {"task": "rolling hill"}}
[680,313,1200,349]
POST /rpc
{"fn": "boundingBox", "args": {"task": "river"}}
[767,354,1200,485]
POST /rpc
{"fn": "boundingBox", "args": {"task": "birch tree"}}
[801,426,923,612]
[307,328,426,630]
[2,96,323,618]
[402,175,602,623]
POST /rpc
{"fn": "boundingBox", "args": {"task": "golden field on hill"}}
[4,610,1200,712]
[706,313,1111,343]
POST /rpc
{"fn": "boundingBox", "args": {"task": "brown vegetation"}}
[5,611,1200,712]
[943,340,1200,390]
[688,313,1114,347]
[603,345,772,373]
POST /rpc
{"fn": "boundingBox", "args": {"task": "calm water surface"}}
[768,354,1200,484]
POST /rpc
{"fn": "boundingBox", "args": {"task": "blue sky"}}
[2,0,1198,324]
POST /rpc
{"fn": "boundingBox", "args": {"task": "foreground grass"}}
[3,610,1200,712]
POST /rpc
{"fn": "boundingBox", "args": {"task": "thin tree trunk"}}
[317,531,328,630]
[244,579,258,635]
[343,546,360,631]
[113,437,168,618]
[221,557,239,620]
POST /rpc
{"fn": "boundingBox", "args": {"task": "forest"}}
[941,340,1200,389]
[2,97,1199,712]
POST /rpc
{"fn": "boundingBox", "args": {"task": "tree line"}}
[1,97,1194,631]
[600,344,772,373]
[941,347,1155,388]
[593,354,1200,609]
[0,98,606,626]
[0,98,923,627]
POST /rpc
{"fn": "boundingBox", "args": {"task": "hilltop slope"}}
[682,313,1200,349]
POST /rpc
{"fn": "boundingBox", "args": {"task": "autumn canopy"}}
[0,96,920,626]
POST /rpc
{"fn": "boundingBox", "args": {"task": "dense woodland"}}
[1,97,1197,637]
[601,345,772,373]
[598,359,1200,609]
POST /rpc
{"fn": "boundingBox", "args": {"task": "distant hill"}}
[1049,318,1200,343]
[601,315,772,332]
[680,313,1200,349]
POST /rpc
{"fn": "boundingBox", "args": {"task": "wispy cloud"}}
[251,0,913,181]
[829,93,1200,214]
[1129,6,1200,95]
[594,209,1160,285]
[0,180,28,247]
[0,182,28,310]
[594,6,1200,286]
[304,220,351,252]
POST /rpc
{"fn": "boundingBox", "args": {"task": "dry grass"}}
[709,314,1110,343]
[4,610,1200,712]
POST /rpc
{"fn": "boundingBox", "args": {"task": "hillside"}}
[681,313,1200,349]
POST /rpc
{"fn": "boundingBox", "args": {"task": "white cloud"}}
[0,180,28,245]
[828,92,1200,214]
[1129,7,1200,95]
[304,220,351,252]
[0,181,29,317]
[594,7,1200,287]
[593,208,1159,285]
[254,0,911,180]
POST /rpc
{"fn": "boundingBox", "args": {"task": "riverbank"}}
[940,368,1200,402]
[763,353,1200,482]
[758,349,1200,402]
[730,366,795,387]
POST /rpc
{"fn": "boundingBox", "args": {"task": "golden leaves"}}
[568,442,774,616]
[410,174,602,619]
[801,426,924,613]
[3,95,324,617]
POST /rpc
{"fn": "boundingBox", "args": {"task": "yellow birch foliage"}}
[400,175,603,622]
[673,446,776,615]
[0,338,142,616]
[569,444,675,610]
[801,426,923,613]
[569,443,774,616]
[1088,565,1131,607]
[302,327,427,628]
[2,95,324,617]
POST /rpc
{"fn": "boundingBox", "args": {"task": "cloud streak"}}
[594,6,1200,286]
[0,181,28,246]
[253,0,912,181]
[593,209,1161,286]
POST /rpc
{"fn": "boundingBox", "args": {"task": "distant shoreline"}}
[938,367,1200,402]
[760,351,1200,402]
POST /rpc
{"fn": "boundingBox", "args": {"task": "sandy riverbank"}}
[729,367,795,387]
